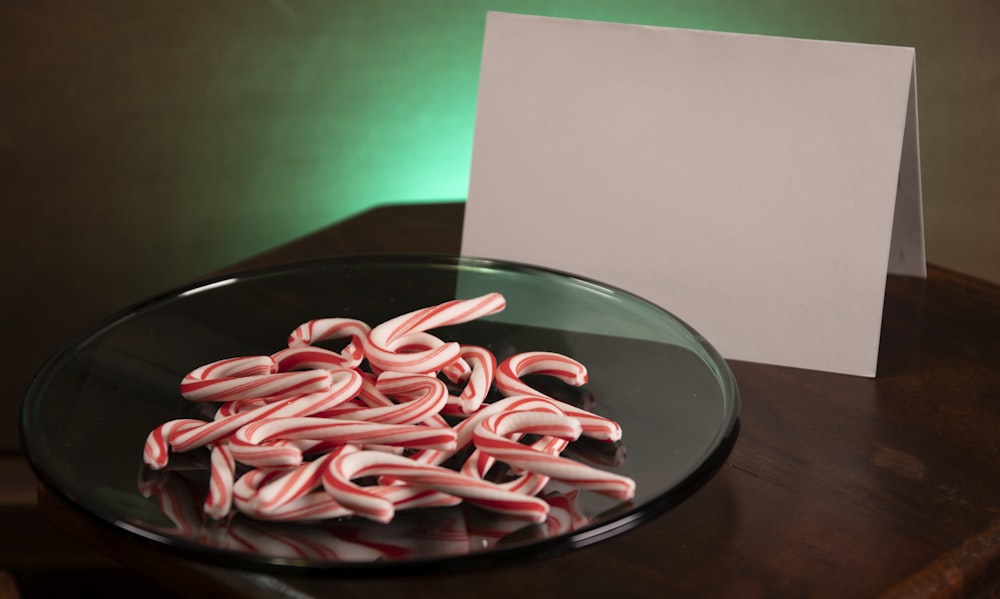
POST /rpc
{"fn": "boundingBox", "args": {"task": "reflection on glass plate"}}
[21,255,739,574]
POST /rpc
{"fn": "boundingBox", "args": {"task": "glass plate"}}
[21,255,739,574]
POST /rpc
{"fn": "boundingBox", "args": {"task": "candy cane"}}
[459,434,567,498]
[229,416,457,469]
[287,317,371,368]
[180,355,341,404]
[375,331,471,381]
[441,345,496,416]
[143,419,204,469]
[180,369,335,404]
[233,468,350,523]
[142,292,638,527]
[316,372,451,429]
[407,394,561,469]
[463,407,580,484]
[168,369,362,455]
[323,450,549,524]
[475,411,635,501]
[203,443,236,519]
[456,400,569,497]
[235,451,345,517]
[271,346,353,372]
[363,293,505,374]
[234,451,460,521]
[496,352,622,442]
[183,355,276,380]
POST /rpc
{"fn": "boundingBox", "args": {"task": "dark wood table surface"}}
[21,203,1000,598]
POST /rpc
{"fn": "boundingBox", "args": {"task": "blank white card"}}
[462,13,925,377]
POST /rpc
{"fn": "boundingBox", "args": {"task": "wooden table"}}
[32,202,1000,598]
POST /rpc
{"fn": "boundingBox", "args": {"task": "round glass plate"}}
[21,255,739,575]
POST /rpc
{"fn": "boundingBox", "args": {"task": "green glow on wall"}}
[239,0,862,249]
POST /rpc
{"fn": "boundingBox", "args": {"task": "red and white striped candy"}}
[143,419,204,469]
[475,410,635,501]
[168,369,362,456]
[319,372,448,426]
[462,407,579,483]
[181,369,335,404]
[441,345,496,416]
[317,372,451,429]
[496,351,588,390]
[229,416,457,469]
[183,355,276,380]
[287,317,370,368]
[496,351,622,442]
[271,346,353,372]
[323,450,549,524]
[407,394,559,469]
[232,468,322,521]
[179,354,331,403]
[374,331,471,381]
[459,435,568,497]
[142,291,639,526]
[363,293,506,374]
[234,449,460,520]
[203,443,236,519]
[237,451,344,516]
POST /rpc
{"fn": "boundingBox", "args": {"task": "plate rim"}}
[20,253,741,575]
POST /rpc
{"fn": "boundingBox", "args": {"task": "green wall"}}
[242,0,872,242]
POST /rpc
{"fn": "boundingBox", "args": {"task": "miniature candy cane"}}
[236,451,345,517]
[441,345,496,416]
[203,443,236,519]
[459,432,568,498]
[181,369,335,404]
[236,449,460,520]
[233,416,457,452]
[456,399,570,496]
[271,346,353,372]
[323,450,550,524]
[317,372,451,429]
[181,356,332,401]
[232,465,460,522]
[229,416,458,468]
[465,408,580,482]
[142,291,639,526]
[497,351,588,389]
[322,372,448,426]
[496,351,622,442]
[475,410,636,501]
[407,394,564,470]
[372,331,472,381]
[162,369,363,459]
[143,419,204,469]
[231,468,347,522]
[287,317,371,368]
[254,485,462,523]
[183,355,276,380]
[363,293,506,374]
[212,396,266,420]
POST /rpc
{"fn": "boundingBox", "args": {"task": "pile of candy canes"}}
[142,292,635,525]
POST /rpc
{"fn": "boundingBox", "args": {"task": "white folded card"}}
[462,12,925,377]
